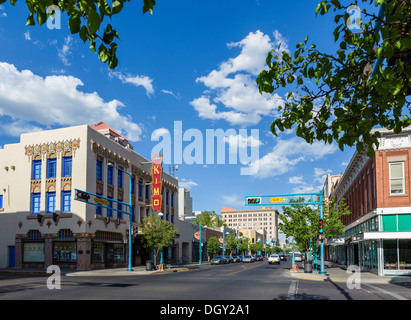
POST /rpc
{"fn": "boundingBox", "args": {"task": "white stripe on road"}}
[287,280,298,300]
[365,283,407,300]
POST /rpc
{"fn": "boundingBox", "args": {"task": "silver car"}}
[294,253,303,262]
[242,255,254,263]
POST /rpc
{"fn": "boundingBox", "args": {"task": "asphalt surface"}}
[1,259,411,302]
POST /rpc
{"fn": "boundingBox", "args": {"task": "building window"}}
[131,177,135,195]
[390,162,405,194]
[62,156,72,177]
[62,191,71,212]
[107,199,113,217]
[32,160,41,180]
[117,203,122,219]
[171,192,174,207]
[118,170,123,188]
[96,160,103,181]
[138,180,143,197]
[31,193,41,214]
[107,165,113,185]
[47,192,56,213]
[0,195,3,209]
[47,158,57,179]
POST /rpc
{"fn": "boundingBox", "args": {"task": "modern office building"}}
[0,122,179,270]
[220,206,279,245]
[330,127,411,276]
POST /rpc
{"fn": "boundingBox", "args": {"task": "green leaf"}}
[69,15,81,34]
[112,0,123,15]
[87,10,101,35]
[79,25,89,43]
[37,10,47,26]
[90,41,97,53]
[26,13,35,26]
[98,44,109,63]
[143,0,155,14]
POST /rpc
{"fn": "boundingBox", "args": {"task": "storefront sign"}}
[152,153,163,212]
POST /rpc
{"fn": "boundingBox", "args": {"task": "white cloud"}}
[161,89,180,99]
[109,70,154,96]
[178,178,198,190]
[247,137,338,179]
[0,62,143,141]
[224,133,262,151]
[288,176,303,184]
[190,30,287,126]
[0,5,7,17]
[57,35,73,66]
[151,128,170,140]
[24,31,31,41]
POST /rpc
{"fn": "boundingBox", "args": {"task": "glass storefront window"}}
[106,244,124,263]
[53,242,77,263]
[24,242,44,263]
[91,242,104,263]
[399,239,411,270]
[383,239,398,269]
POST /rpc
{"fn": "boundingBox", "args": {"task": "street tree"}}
[225,233,238,254]
[238,236,250,255]
[257,0,411,157]
[0,0,157,68]
[142,211,176,268]
[193,210,227,228]
[206,236,221,258]
[278,197,350,256]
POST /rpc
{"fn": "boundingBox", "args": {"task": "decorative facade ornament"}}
[25,138,81,160]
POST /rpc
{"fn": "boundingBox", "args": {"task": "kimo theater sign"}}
[151,153,163,212]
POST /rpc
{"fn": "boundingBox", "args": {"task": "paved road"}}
[0,260,397,302]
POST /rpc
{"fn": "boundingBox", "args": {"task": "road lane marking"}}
[365,283,407,300]
[287,280,298,300]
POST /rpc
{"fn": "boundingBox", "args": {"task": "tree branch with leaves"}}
[1,0,157,68]
[257,0,410,157]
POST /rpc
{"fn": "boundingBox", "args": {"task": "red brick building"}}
[330,128,411,276]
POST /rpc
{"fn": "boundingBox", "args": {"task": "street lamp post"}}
[185,217,206,265]
[108,163,133,272]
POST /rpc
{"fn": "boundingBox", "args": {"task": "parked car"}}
[237,255,244,262]
[254,255,263,261]
[293,253,303,262]
[268,254,280,264]
[211,256,228,265]
[243,255,254,263]
[279,254,287,261]
[232,256,241,263]
[224,256,234,263]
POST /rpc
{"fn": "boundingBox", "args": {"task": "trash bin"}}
[304,260,313,273]
[146,260,153,271]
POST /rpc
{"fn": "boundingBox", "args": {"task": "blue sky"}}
[0,0,361,239]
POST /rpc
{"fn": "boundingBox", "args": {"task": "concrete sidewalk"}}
[0,262,210,277]
[288,261,411,285]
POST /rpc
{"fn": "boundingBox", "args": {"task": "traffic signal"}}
[247,197,261,205]
[319,218,324,234]
[76,190,90,202]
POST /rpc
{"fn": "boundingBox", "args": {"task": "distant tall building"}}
[220,206,279,245]
[178,188,194,220]
[322,173,343,199]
